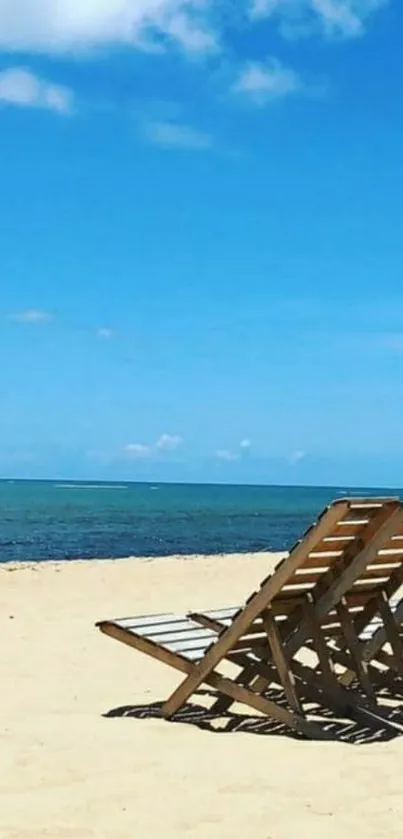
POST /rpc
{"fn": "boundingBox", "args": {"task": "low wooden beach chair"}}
[97,497,403,739]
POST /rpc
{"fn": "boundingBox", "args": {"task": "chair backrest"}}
[210,497,403,660]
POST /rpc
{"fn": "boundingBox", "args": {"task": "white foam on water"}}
[54,484,128,490]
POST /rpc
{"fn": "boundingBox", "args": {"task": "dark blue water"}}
[0,480,401,562]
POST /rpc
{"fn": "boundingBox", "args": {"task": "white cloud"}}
[123,443,151,458]
[123,433,182,458]
[232,58,303,105]
[144,120,213,151]
[0,68,73,114]
[0,0,386,75]
[8,309,53,323]
[155,433,183,450]
[216,449,240,462]
[216,440,252,461]
[288,450,307,465]
[249,0,387,39]
[97,327,114,339]
[0,1,217,54]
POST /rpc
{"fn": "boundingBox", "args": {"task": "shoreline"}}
[0,549,287,572]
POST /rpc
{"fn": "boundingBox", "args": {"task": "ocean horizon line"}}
[1,476,403,492]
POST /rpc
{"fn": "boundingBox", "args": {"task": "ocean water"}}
[0,479,401,563]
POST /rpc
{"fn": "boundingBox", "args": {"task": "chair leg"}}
[376,591,403,679]
[336,599,375,700]
[262,609,302,714]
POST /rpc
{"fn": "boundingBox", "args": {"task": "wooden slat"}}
[113,613,182,629]
[287,568,331,584]
[365,552,403,565]
[147,629,216,645]
[125,620,210,636]
[349,501,394,509]
[200,607,239,620]
[330,523,371,537]
[279,583,316,595]
[357,566,401,580]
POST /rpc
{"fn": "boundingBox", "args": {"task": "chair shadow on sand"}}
[103,684,403,746]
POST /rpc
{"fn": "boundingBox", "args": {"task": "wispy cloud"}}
[232,58,304,105]
[216,449,240,462]
[216,439,252,461]
[0,68,73,114]
[123,443,151,458]
[143,120,214,151]
[8,309,53,323]
[155,433,183,450]
[368,333,403,354]
[96,327,114,340]
[124,433,183,459]
[249,0,388,39]
[288,450,307,465]
[0,1,217,54]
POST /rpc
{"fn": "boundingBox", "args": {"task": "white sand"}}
[1,552,403,839]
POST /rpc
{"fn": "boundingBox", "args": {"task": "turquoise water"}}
[0,480,401,562]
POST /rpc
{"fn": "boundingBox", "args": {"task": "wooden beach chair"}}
[97,497,403,739]
[190,510,403,711]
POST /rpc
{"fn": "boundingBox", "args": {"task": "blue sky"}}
[1,0,403,486]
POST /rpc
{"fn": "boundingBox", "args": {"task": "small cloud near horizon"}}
[124,433,183,459]
[216,439,252,461]
[123,443,151,458]
[155,433,183,450]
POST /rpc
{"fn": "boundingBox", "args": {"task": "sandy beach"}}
[2,551,403,839]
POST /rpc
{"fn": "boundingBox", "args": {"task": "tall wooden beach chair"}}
[190,501,403,711]
[97,497,403,739]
